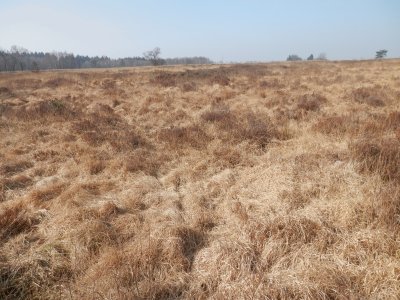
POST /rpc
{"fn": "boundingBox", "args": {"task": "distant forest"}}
[0,46,213,72]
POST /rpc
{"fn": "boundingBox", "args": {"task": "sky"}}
[0,0,399,62]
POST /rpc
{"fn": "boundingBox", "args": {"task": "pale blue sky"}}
[0,0,399,61]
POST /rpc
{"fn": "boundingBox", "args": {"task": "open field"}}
[1,60,400,299]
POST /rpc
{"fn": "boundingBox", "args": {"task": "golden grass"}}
[1,60,400,299]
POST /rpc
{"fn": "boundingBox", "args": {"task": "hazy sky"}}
[0,0,399,62]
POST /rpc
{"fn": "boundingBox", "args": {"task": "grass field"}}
[1,60,400,299]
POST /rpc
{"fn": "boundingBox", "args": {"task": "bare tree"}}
[0,45,211,72]
[31,61,40,73]
[0,50,7,71]
[316,53,327,60]
[9,55,17,71]
[143,47,165,66]
[10,45,28,55]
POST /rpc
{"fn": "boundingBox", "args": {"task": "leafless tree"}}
[316,53,327,60]
[143,47,165,66]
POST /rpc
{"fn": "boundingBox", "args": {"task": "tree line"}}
[286,50,389,62]
[287,53,327,61]
[0,46,213,72]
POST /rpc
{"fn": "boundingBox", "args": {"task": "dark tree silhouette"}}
[375,50,388,59]
[0,45,212,72]
[143,47,165,66]
[287,54,302,61]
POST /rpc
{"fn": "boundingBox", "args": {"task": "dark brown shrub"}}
[1,175,32,190]
[87,159,106,175]
[0,160,33,176]
[386,111,400,130]
[72,113,146,151]
[259,79,284,89]
[159,125,209,149]
[45,77,75,88]
[97,201,120,220]
[259,216,321,245]
[210,72,230,86]
[34,150,59,161]
[36,99,67,115]
[352,87,385,107]
[112,99,122,107]
[8,78,42,90]
[242,112,277,148]
[182,81,197,92]
[203,105,279,147]
[168,225,205,270]
[231,201,249,222]
[150,72,177,87]
[0,87,14,99]
[101,79,116,90]
[213,147,242,167]
[0,202,39,239]
[109,130,147,152]
[201,104,231,123]
[9,99,81,121]
[125,149,160,176]
[374,184,400,229]
[297,93,327,112]
[30,184,65,204]
[351,137,400,181]
[313,115,351,135]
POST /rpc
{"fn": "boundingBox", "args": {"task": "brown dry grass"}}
[1,60,400,299]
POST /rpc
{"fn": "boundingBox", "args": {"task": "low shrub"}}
[125,149,161,176]
[150,72,177,87]
[297,93,327,112]
[158,125,209,149]
[352,87,386,107]
[351,137,400,181]
[313,115,351,135]
[0,160,33,176]
[0,202,39,239]
[1,175,32,191]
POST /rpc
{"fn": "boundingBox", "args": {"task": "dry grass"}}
[1,59,400,299]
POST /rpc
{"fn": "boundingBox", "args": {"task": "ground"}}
[0,60,400,299]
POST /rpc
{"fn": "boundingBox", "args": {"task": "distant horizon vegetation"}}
[0,45,392,72]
